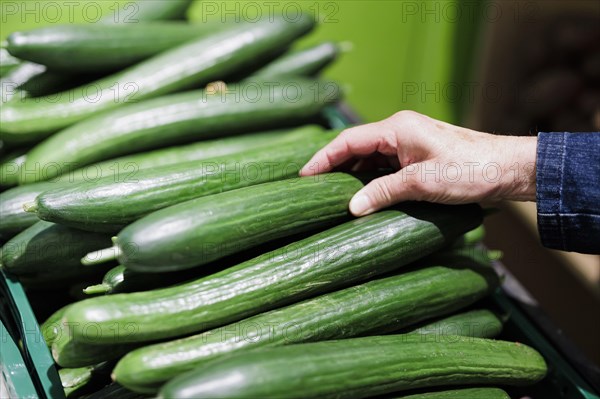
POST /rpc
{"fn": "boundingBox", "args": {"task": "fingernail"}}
[349,193,373,216]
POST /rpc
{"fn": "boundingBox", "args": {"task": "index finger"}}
[300,121,395,176]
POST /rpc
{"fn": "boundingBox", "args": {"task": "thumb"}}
[349,166,423,216]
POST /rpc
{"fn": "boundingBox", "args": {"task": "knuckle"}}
[372,178,395,205]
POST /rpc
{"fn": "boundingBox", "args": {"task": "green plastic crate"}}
[0,269,64,399]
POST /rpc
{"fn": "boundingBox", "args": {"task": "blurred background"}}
[1,0,599,364]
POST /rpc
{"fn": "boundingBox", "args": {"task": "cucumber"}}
[114,264,498,392]
[251,42,340,78]
[397,387,511,399]
[20,77,338,183]
[41,304,71,347]
[64,125,324,183]
[30,132,339,232]
[0,148,27,187]
[0,221,112,275]
[94,173,363,272]
[0,48,20,77]
[51,322,139,368]
[0,61,101,104]
[101,0,194,23]
[0,61,46,102]
[158,335,546,399]
[0,16,315,144]
[61,203,482,345]
[404,309,503,339]
[6,22,227,73]
[0,181,68,240]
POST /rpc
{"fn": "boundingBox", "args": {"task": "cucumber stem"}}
[22,202,38,213]
[82,246,121,266]
[83,284,110,295]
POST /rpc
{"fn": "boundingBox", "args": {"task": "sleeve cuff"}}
[536,132,566,250]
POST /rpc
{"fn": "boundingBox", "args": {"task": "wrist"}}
[498,136,538,201]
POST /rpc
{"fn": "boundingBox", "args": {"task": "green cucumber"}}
[404,309,503,339]
[20,77,338,183]
[251,42,340,78]
[1,221,112,276]
[101,0,193,23]
[94,173,363,272]
[159,335,546,399]
[397,387,511,399]
[51,322,138,368]
[114,264,498,392]
[0,48,20,77]
[64,125,325,184]
[0,148,27,187]
[0,62,53,102]
[6,22,227,73]
[41,304,71,347]
[0,61,102,103]
[0,181,68,240]
[61,203,482,345]
[30,132,339,232]
[0,16,315,144]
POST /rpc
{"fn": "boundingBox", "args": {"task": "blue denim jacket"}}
[536,132,600,254]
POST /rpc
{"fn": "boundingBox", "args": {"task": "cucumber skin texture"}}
[404,309,503,339]
[101,0,193,23]
[0,221,112,275]
[62,203,482,345]
[0,16,315,143]
[21,77,338,183]
[6,23,223,72]
[114,264,498,393]
[118,173,364,272]
[252,42,340,78]
[397,387,511,399]
[158,335,547,399]
[34,132,339,232]
[0,181,68,240]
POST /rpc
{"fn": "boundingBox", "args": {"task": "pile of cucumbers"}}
[0,1,546,398]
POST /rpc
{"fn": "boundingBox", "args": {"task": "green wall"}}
[1,0,478,123]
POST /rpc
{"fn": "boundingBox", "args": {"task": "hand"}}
[300,110,537,216]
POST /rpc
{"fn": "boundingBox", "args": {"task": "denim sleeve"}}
[536,132,600,254]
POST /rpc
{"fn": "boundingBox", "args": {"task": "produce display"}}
[0,2,548,398]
